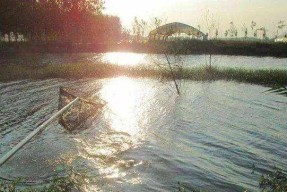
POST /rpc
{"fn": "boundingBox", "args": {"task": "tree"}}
[224,30,228,37]
[228,21,237,38]
[250,20,257,38]
[132,17,148,42]
[245,28,248,38]
[157,52,184,95]
[263,29,267,39]
[202,9,219,39]
[251,20,257,31]
[0,0,121,44]
[153,17,163,29]
[0,0,20,42]
[215,29,219,39]
[242,23,248,38]
[131,16,184,94]
[277,20,286,37]
[121,28,132,42]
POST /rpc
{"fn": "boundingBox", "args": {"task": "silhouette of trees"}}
[244,28,248,38]
[277,20,286,37]
[203,9,219,39]
[250,20,257,38]
[225,31,229,38]
[132,17,149,42]
[241,24,248,38]
[227,22,237,38]
[0,0,121,43]
[215,29,219,39]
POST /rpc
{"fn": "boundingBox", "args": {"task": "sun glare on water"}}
[73,77,153,186]
[100,77,145,136]
[102,52,146,66]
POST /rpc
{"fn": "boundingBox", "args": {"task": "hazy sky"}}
[104,0,287,37]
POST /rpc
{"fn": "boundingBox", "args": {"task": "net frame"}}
[58,87,105,132]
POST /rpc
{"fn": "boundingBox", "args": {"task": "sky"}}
[104,0,287,37]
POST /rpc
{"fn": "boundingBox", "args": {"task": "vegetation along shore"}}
[1,61,286,86]
[1,40,287,58]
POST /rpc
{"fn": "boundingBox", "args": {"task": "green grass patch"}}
[0,62,286,86]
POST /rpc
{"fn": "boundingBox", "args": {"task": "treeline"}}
[0,0,122,43]
[112,40,287,57]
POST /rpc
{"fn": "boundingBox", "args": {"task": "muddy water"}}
[0,77,286,191]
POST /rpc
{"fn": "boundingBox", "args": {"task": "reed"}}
[0,62,286,86]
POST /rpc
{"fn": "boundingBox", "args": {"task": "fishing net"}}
[58,87,105,132]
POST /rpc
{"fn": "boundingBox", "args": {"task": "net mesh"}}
[58,87,105,132]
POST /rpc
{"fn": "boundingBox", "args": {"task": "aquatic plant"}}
[259,167,287,192]
[0,176,79,192]
[0,166,86,192]
[0,179,19,192]
[0,61,287,86]
[266,86,287,97]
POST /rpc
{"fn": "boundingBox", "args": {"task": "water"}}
[1,52,287,70]
[99,52,287,70]
[0,77,286,191]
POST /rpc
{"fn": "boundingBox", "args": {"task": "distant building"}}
[149,22,207,41]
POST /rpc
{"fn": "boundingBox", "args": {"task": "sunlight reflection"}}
[100,77,144,137]
[71,77,156,187]
[101,52,146,66]
[100,165,127,179]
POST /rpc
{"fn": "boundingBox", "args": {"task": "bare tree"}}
[277,20,286,37]
[164,53,182,95]
[201,9,220,39]
[152,17,163,29]
[242,23,248,38]
[133,16,183,95]
[132,17,148,42]
[251,21,257,38]
[215,29,219,39]
[244,28,248,38]
[224,30,228,37]
[228,21,237,38]
[251,21,257,30]
[150,45,185,95]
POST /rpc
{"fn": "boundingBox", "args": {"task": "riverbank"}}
[1,40,287,57]
[1,61,286,86]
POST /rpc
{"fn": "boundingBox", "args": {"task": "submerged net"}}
[58,87,105,132]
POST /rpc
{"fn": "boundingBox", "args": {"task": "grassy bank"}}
[0,62,287,86]
[181,67,287,86]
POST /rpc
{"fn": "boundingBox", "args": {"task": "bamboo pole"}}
[0,97,80,167]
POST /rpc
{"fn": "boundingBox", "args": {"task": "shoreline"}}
[1,40,287,58]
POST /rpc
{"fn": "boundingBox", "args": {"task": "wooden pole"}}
[0,97,80,167]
